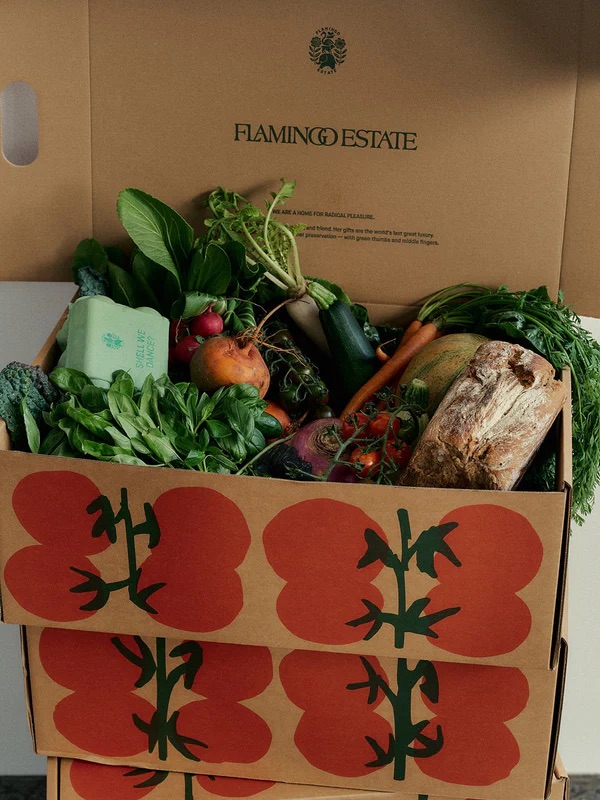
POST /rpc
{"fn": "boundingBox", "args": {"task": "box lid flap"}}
[86,0,581,308]
[560,0,600,318]
[3,1,595,314]
[0,1,91,281]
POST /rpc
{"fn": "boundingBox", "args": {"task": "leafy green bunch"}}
[205,180,337,310]
[73,189,265,330]
[30,368,270,473]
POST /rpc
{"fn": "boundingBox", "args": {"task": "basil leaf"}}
[117,188,194,288]
[111,454,147,466]
[72,238,108,278]
[111,371,135,398]
[39,427,67,455]
[81,439,133,460]
[142,430,180,463]
[108,389,138,420]
[50,368,93,395]
[65,406,112,438]
[247,427,266,456]
[108,262,146,308]
[81,384,108,412]
[222,397,255,439]
[106,426,134,451]
[206,419,231,439]
[20,399,40,453]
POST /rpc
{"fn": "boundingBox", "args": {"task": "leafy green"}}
[117,188,194,287]
[206,180,337,311]
[418,283,600,523]
[38,369,269,473]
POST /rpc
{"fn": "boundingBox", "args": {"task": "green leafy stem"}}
[347,509,462,648]
[113,635,207,762]
[348,657,443,781]
[69,488,165,614]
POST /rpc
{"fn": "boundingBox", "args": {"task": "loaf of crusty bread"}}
[400,340,567,490]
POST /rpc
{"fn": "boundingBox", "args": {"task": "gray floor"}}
[0,776,597,798]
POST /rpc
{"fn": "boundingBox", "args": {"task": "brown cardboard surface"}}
[0,1,91,281]
[0,442,569,670]
[26,627,566,799]
[2,1,593,314]
[49,756,570,800]
[561,0,600,317]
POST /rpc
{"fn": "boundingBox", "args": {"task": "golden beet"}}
[190,335,270,398]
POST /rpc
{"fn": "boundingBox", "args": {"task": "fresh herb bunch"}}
[418,283,600,523]
[30,368,272,472]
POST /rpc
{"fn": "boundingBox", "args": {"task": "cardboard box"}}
[23,626,568,799]
[0,0,581,671]
[46,756,570,800]
[0,415,571,670]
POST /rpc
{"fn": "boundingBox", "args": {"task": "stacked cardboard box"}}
[2,0,595,797]
[46,756,571,800]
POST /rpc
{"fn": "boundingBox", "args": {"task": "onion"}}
[256,418,357,483]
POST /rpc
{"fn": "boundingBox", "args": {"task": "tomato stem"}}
[184,773,195,800]
[155,637,170,761]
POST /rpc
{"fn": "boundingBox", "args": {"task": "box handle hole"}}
[1,81,39,166]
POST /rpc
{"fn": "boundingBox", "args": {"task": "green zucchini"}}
[256,411,283,439]
[319,300,379,401]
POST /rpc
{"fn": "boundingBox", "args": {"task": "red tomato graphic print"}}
[138,487,251,632]
[425,505,543,657]
[263,499,387,644]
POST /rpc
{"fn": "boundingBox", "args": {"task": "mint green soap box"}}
[57,297,169,388]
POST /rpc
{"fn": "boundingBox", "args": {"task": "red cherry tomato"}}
[341,412,370,441]
[174,335,202,364]
[385,440,412,468]
[367,412,401,439]
[348,448,381,478]
[190,310,224,337]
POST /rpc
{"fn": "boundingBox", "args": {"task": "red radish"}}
[175,335,202,364]
[190,309,224,337]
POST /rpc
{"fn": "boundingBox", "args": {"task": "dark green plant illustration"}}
[123,767,169,789]
[113,635,206,761]
[70,487,164,612]
[347,509,462,647]
[348,656,442,781]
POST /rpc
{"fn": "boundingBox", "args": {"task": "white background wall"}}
[0,282,598,775]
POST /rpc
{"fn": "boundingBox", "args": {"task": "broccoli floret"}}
[0,362,61,448]
[76,266,109,297]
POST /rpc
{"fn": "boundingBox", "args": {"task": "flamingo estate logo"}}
[309,27,347,74]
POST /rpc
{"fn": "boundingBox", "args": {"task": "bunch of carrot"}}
[341,320,440,418]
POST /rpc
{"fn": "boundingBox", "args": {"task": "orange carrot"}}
[398,319,422,347]
[341,322,439,419]
[375,345,390,363]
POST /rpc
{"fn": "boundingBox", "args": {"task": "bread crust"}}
[400,341,567,490]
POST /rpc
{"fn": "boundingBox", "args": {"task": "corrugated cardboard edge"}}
[544,639,569,799]
[548,370,572,670]
[47,755,59,800]
[554,754,570,800]
[19,625,38,755]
